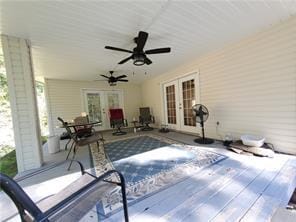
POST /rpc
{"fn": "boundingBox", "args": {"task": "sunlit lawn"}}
[0,137,47,178]
[0,145,17,177]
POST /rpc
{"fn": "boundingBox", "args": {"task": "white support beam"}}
[1,35,43,172]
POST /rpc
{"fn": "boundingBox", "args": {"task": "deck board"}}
[240,159,296,222]
[105,148,296,222]
[132,159,247,221]
[107,158,244,222]
[211,157,287,222]
[180,167,264,222]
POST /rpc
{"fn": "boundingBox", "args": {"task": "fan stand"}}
[194,121,214,144]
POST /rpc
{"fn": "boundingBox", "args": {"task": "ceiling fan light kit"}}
[133,53,145,66]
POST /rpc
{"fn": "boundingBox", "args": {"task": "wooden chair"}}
[57,117,104,170]
[0,160,129,222]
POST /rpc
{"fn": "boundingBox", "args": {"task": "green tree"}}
[0,51,17,177]
[0,55,9,108]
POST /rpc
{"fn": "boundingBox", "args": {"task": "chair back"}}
[57,117,77,142]
[0,173,45,221]
[109,109,125,128]
[139,107,152,122]
[109,109,124,121]
[73,116,89,125]
[73,116,93,137]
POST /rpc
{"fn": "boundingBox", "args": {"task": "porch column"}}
[1,35,43,172]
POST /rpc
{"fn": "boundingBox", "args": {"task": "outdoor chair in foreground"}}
[0,160,129,222]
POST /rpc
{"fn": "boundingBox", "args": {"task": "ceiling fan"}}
[96,71,128,86]
[105,31,171,66]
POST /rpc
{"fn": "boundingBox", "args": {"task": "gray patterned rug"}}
[90,134,227,220]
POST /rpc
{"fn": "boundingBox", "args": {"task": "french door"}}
[163,73,199,133]
[82,90,123,130]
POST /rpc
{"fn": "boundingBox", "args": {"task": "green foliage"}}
[0,75,8,106]
[0,49,16,177]
[0,146,17,177]
[0,145,14,158]
[41,135,48,145]
[0,54,10,122]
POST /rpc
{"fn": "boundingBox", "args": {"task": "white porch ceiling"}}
[1,1,296,83]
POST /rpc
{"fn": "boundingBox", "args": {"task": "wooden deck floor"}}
[102,142,296,222]
[1,130,296,222]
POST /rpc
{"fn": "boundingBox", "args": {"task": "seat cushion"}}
[37,174,95,212]
[77,132,103,147]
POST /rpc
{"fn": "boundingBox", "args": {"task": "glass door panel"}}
[83,90,106,129]
[179,74,198,132]
[163,80,179,129]
[106,92,120,109]
[105,91,123,128]
[86,93,103,122]
[83,90,124,130]
[162,73,199,133]
[166,85,177,124]
[182,79,196,127]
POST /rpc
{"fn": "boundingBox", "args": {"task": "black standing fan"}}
[192,104,214,144]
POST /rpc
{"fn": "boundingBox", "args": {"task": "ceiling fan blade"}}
[117,79,128,82]
[144,57,152,65]
[116,75,127,79]
[145,47,171,54]
[118,56,133,64]
[136,31,148,51]
[105,46,132,53]
[100,75,110,78]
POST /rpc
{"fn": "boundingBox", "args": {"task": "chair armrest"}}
[1,168,128,222]
[0,173,45,221]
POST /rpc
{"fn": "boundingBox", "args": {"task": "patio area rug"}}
[90,134,227,220]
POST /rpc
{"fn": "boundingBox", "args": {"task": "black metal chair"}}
[139,107,155,131]
[57,117,104,170]
[0,160,129,222]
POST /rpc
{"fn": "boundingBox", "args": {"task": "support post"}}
[1,35,43,172]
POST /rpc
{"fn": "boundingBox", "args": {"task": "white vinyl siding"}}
[141,16,296,154]
[45,79,143,136]
[1,35,43,172]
